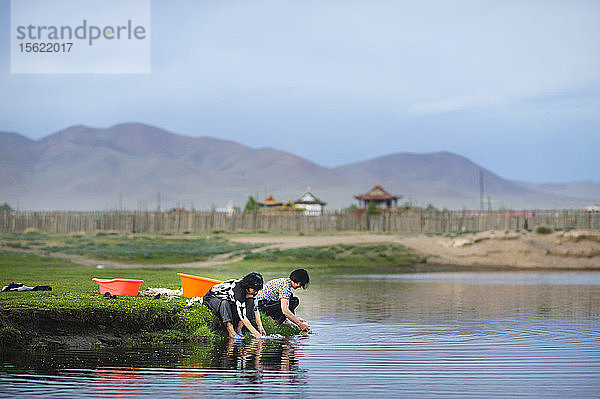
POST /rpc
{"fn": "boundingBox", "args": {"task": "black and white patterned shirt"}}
[205,278,252,321]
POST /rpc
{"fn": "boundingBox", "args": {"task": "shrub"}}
[367,201,379,215]
[535,225,553,235]
[69,231,87,238]
[244,196,259,212]
[425,203,439,212]
[0,327,22,347]
[42,235,259,264]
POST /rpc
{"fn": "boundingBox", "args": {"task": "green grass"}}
[0,251,79,268]
[535,225,554,235]
[0,251,305,345]
[0,232,426,347]
[242,243,425,267]
[1,233,425,275]
[0,249,188,293]
[0,232,261,264]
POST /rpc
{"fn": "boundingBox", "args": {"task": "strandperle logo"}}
[15,19,147,46]
[11,0,151,74]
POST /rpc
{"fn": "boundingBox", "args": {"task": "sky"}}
[1,0,599,183]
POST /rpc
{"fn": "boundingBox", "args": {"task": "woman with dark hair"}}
[203,272,266,339]
[256,268,311,331]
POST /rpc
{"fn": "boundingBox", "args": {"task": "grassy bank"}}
[0,251,297,349]
[0,232,424,349]
[0,231,261,264]
[0,292,297,350]
[241,243,425,268]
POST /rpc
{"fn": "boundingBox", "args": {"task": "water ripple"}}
[2,271,600,398]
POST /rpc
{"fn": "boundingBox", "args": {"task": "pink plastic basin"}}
[92,278,144,296]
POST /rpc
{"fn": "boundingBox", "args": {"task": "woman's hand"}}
[253,330,266,338]
[298,321,310,331]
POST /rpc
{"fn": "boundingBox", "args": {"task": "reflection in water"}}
[180,339,300,398]
[299,271,600,323]
[95,367,140,399]
[0,338,305,398]
[182,337,301,372]
[1,271,599,398]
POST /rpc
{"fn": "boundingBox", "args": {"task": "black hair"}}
[241,272,263,291]
[290,268,310,289]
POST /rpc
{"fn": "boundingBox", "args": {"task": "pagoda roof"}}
[258,194,282,207]
[295,186,327,205]
[354,182,402,200]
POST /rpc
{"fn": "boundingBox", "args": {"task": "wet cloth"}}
[203,279,254,323]
[1,282,52,292]
[138,287,182,300]
[184,296,203,308]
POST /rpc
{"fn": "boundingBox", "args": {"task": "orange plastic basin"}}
[177,273,222,298]
[92,278,144,296]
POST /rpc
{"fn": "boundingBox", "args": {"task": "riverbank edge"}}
[0,306,215,351]
[0,297,300,351]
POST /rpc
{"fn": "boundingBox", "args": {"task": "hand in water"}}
[299,321,310,331]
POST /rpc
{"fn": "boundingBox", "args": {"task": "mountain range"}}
[1,123,598,210]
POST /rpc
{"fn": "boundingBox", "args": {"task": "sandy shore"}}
[228,230,600,270]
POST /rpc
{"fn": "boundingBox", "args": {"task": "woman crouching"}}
[256,268,311,331]
[203,272,266,339]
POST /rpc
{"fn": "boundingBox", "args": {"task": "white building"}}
[294,187,326,216]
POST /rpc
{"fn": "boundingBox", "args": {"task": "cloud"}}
[407,95,505,115]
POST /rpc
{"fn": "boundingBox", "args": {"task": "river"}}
[1,271,599,398]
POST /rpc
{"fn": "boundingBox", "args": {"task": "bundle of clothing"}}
[1,282,52,292]
[138,287,182,301]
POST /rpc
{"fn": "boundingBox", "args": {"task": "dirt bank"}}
[0,307,181,350]
[228,230,600,269]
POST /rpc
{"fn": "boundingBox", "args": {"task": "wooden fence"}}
[1,209,598,234]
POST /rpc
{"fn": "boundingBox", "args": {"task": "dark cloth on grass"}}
[1,282,52,292]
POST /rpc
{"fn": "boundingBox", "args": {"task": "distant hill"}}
[0,123,598,210]
[0,131,37,188]
[331,152,596,209]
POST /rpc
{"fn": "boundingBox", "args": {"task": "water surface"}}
[1,271,599,398]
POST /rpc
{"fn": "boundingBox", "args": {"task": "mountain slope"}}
[0,131,37,187]
[0,123,597,210]
[0,123,342,209]
[334,151,538,196]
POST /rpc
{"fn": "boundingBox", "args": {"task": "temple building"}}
[279,199,303,212]
[354,182,402,211]
[258,194,282,208]
[294,187,327,216]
